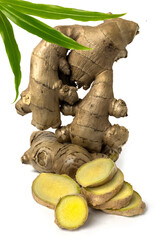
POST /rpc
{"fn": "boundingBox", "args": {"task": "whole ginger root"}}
[15,17,139,132]
[16,17,139,156]
[21,131,108,179]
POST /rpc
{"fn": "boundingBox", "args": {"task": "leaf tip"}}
[121,13,127,16]
[12,91,19,104]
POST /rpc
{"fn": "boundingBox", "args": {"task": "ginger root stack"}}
[16,17,139,157]
[76,158,146,217]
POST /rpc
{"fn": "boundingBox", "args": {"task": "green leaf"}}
[0,10,21,102]
[0,0,126,21]
[0,4,91,50]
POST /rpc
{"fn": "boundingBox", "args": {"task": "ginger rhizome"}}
[14,14,145,229]
[54,18,139,154]
[22,131,91,179]
[56,70,129,154]
[16,17,139,157]
[22,131,109,179]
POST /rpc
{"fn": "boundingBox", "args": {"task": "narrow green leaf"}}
[0,5,91,50]
[0,10,21,102]
[0,0,126,21]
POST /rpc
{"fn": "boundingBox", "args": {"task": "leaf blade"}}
[0,4,91,50]
[0,10,21,101]
[0,0,126,21]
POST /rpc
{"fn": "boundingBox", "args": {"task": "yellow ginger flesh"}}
[85,169,124,195]
[32,173,80,208]
[55,195,88,230]
[76,158,117,187]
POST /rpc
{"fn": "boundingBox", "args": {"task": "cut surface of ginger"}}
[85,169,124,195]
[76,158,117,187]
[96,181,133,210]
[82,169,124,206]
[103,191,146,216]
[32,173,80,209]
[55,194,88,230]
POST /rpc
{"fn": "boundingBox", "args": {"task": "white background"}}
[0,0,158,239]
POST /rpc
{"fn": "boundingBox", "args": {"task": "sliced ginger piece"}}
[55,194,88,230]
[95,181,133,210]
[82,169,124,206]
[103,191,146,216]
[76,158,117,187]
[32,173,80,209]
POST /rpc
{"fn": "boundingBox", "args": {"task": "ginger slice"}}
[32,173,80,209]
[95,182,133,210]
[55,194,88,230]
[76,158,117,187]
[82,169,124,206]
[103,191,146,216]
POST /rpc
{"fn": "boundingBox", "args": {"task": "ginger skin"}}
[16,18,139,133]
[54,18,139,152]
[21,131,108,179]
[56,70,129,153]
[15,38,79,130]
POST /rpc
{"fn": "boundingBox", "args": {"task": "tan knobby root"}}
[32,173,80,209]
[15,34,79,130]
[55,194,88,230]
[56,70,129,154]
[21,131,109,179]
[54,18,139,153]
[16,18,139,157]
